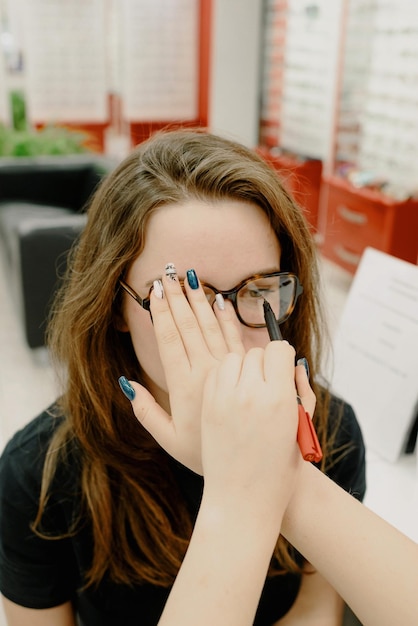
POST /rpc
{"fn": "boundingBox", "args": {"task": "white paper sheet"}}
[331,247,418,462]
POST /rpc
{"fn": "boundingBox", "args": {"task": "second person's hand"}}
[200,341,303,528]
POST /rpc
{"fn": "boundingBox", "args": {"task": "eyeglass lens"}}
[202,275,297,326]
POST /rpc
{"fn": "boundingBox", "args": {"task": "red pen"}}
[296,396,323,463]
[263,299,323,463]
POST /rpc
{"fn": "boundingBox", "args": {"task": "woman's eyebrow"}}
[251,266,281,276]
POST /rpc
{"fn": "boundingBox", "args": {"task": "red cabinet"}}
[257,148,322,232]
[321,176,418,273]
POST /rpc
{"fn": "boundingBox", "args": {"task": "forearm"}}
[281,463,418,626]
[159,494,283,626]
[2,597,76,626]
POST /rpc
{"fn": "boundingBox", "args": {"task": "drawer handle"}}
[334,244,361,266]
[337,205,368,225]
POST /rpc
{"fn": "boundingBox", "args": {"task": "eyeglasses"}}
[119,271,303,328]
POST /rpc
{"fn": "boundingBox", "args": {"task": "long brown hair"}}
[34,128,335,587]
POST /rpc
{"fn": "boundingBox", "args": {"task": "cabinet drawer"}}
[326,187,386,251]
[321,177,418,273]
[321,181,389,270]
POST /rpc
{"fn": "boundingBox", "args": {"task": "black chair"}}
[0,155,115,348]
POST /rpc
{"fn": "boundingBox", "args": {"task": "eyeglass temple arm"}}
[119,280,147,307]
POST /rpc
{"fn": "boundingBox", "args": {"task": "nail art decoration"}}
[186,269,199,290]
[297,357,310,380]
[215,293,225,310]
[118,376,136,401]
[165,263,177,280]
[153,279,164,299]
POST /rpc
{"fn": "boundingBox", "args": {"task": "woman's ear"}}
[114,310,129,332]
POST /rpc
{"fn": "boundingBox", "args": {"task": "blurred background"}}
[0,2,417,623]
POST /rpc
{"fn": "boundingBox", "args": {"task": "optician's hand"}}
[200,342,303,525]
[126,265,244,474]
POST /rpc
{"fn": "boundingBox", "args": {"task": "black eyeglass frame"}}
[119,271,303,328]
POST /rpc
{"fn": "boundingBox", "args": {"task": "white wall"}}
[208,0,263,147]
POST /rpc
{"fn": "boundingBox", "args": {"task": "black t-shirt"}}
[0,397,366,625]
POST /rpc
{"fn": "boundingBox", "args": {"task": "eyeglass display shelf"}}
[320,175,418,274]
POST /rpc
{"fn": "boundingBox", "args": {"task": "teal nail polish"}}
[118,376,135,401]
[297,357,310,380]
[186,269,199,290]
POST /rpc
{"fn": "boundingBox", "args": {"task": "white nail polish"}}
[153,279,164,299]
[215,293,225,311]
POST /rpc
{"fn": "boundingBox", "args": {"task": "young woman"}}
[0,129,365,625]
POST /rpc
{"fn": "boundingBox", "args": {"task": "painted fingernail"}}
[118,376,136,401]
[297,357,310,379]
[153,279,164,299]
[215,293,225,310]
[165,263,177,280]
[186,268,199,290]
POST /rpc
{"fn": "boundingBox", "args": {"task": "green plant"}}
[0,124,90,157]
[10,90,27,131]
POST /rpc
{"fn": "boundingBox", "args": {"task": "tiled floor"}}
[0,251,58,451]
[0,245,354,624]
